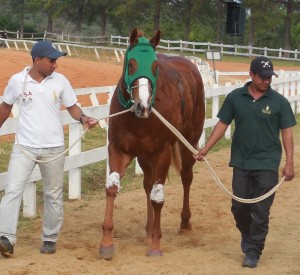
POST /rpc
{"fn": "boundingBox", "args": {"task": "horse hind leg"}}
[178,147,195,232]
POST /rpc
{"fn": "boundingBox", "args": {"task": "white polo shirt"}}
[3,67,77,148]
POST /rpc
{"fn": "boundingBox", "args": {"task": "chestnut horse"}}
[100,29,205,259]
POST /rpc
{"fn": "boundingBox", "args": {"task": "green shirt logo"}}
[262,105,271,115]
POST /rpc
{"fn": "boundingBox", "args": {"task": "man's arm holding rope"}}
[66,103,98,129]
[194,120,229,161]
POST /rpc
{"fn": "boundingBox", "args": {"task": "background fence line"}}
[2,33,300,62]
[1,70,300,218]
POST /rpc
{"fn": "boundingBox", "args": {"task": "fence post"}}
[94,48,100,60]
[68,122,82,200]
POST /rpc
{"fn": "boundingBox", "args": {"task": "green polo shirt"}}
[218,81,296,171]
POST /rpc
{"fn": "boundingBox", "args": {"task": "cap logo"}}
[261,61,271,68]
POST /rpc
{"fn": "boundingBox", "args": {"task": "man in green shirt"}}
[195,56,296,268]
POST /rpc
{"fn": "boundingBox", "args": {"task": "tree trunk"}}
[248,11,255,48]
[99,10,107,43]
[183,0,193,41]
[19,0,25,38]
[153,0,161,33]
[47,9,53,33]
[284,0,292,58]
[74,3,85,39]
[216,0,223,43]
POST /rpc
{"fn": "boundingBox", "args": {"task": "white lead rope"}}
[16,85,284,202]
[152,107,285,204]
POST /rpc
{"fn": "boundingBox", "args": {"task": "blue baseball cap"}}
[31,40,67,59]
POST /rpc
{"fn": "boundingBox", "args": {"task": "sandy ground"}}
[0,49,300,274]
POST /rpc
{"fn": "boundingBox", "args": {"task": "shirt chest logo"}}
[19,90,33,104]
[262,105,272,115]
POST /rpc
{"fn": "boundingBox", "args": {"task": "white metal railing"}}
[1,74,300,218]
[110,35,300,62]
[2,34,300,62]
[0,38,125,63]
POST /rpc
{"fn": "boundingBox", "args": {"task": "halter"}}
[118,37,158,108]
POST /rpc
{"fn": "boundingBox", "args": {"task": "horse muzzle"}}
[133,102,152,118]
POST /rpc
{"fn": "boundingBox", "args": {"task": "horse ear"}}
[150,30,161,48]
[130,28,144,46]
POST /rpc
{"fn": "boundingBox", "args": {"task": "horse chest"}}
[116,128,173,156]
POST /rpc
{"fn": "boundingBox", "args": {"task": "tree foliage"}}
[0,0,299,50]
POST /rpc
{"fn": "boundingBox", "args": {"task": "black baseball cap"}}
[31,40,67,59]
[250,56,278,78]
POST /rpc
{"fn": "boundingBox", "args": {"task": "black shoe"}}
[241,235,248,254]
[242,253,259,268]
[40,241,56,254]
[0,236,14,258]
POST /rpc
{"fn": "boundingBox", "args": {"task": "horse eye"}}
[152,61,158,75]
[128,58,137,75]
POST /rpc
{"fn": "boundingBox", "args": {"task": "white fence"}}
[0,37,125,63]
[110,35,300,62]
[2,29,300,61]
[2,34,300,63]
[1,73,300,218]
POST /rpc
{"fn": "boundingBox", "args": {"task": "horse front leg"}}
[99,172,120,260]
[99,181,118,260]
[147,181,164,256]
[99,150,132,260]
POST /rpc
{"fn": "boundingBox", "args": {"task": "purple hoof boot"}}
[147,249,163,257]
[99,244,114,260]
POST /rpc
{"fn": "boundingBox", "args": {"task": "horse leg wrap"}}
[150,183,164,203]
[106,172,120,192]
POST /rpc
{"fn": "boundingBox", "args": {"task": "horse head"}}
[119,28,160,118]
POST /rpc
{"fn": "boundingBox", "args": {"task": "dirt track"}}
[0,49,300,274]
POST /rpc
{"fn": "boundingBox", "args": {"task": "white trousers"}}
[0,144,65,245]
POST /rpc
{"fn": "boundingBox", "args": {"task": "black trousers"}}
[231,168,278,258]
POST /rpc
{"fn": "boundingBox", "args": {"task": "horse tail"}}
[171,141,182,175]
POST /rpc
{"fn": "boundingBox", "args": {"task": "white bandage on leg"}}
[106,172,121,192]
[150,183,164,203]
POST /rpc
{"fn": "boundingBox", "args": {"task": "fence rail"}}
[1,71,300,218]
[110,35,300,62]
[1,31,300,62]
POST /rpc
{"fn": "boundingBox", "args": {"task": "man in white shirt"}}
[0,40,97,257]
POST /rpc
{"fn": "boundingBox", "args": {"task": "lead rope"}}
[152,108,285,204]
[16,76,284,202]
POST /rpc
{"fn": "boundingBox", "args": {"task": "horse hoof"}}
[147,249,163,257]
[99,244,114,260]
